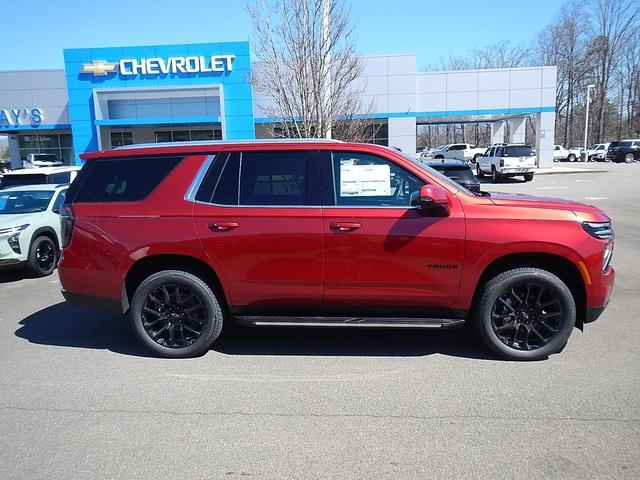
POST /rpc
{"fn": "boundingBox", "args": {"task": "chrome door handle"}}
[329,222,362,232]
[208,222,239,232]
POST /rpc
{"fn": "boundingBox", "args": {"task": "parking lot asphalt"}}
[0,162,638,479]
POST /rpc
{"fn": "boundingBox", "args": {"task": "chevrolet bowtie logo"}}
[81,60,118,76]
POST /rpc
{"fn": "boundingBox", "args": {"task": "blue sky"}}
[1,0,562,70]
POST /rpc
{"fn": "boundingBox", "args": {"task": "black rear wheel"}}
[523,173,534,182]
[491,166,499,182]
[474,268,575,360]
[131,270,223,357]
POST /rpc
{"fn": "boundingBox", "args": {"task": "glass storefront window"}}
[110,131,134,148]
[154,128,220,143]
[155,131,172,143]
[17,132,74,165]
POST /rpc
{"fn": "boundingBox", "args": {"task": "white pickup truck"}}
[552,145,582,162]
[430,143,486,163]
[475,144,537,182]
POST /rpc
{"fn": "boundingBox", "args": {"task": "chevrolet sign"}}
[80,55,236,77]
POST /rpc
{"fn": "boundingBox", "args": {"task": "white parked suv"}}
[0,184,67,276]
[585,143,610,162]
[431,143,486,163]
[475,144,537,182]
[23,153,64,168]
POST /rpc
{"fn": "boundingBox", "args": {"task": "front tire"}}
[476,164,484,178]
[567,154,576,162]
[27,236,57,277]
[474,268,576,360]
[130,270,224,358]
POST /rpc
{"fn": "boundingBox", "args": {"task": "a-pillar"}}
[508,117,526,143]
[490,121,505,145]
[535,111,555,168]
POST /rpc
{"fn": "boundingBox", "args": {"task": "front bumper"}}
[0,236,27,268]
[585,265,615,323]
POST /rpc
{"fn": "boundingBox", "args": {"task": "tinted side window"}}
[449,144,465,151]
[239,151,316,206]
[74,156,181,203]
[495,147,504,157]
[52,189,67,212]
[330,151,424,207]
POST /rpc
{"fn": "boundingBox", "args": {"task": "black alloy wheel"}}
[141,283,207,349]
[490,282,564,351]
[130,270,224,357]
[27,236,57,276]
[475,267,575,360]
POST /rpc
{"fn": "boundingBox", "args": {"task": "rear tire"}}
[624,153,636,163]
[491,166,499,182]
[523,173,534,182]
[27,236,57,277]
[474,268,575,361]
[567,154,576,162]
[130,270,224,358]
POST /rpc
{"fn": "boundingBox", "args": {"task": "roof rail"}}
[114,138,344,150]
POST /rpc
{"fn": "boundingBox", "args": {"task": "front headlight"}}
[582,221,614,240]
[0,223,30,237]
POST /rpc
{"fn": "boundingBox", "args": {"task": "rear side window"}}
[73,156,181,203]
[194,150,319,206]
[504,146,535,157]
[50,172,71,184]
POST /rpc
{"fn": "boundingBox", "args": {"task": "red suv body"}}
[59,141,614,360]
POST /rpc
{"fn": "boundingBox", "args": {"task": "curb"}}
[536,169,608,175]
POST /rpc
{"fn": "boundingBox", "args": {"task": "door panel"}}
[194,205,324,309]
[321,150,465,312]
[193,149,323,312]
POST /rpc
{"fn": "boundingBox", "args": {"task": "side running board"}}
[234,316,466,329]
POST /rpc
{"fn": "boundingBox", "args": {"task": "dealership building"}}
[0,41,557,167]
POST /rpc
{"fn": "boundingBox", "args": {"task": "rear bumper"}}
[61,290,124,314]
[585,304,609,324]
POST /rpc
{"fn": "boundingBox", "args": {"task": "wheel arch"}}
[30,227,60,251]
[470,252,587,329]
[123,254,228,314]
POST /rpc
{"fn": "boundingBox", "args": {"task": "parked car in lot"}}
[58,140,614,361]
[22,153,64,169]
[0,166,81,190]
[430,143,486,163]
[585,143,611,162]
[424,159,481,193]
[475,144,537,182]
[1,158,10,173]
[552,145,581,162]
[0,184,67,276]
[606,139,640,163]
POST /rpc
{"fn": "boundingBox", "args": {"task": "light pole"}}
[583,84,596,151]
[322,0,332,139]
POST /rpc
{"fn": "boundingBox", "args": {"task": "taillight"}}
[60,204,75,248]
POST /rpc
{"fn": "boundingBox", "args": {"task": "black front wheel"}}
[27,236,57,277]
[130,270,224,357]
[474,268,576,360]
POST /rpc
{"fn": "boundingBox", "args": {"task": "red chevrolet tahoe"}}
[58,140,615,360]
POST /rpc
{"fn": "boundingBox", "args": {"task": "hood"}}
[0,212,41,231]
[488,192,610,222]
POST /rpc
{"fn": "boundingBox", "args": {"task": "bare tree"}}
[589,0,640,142]
[247,0,373,141]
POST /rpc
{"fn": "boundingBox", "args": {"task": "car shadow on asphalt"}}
[0,269,37,283]
[16,302,501,360]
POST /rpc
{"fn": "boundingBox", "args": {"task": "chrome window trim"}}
[184,154,216,202]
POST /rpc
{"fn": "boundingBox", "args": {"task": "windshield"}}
[400,152,470,193]
[440,167,477,184]
[503,146,535,157]
[0,190,54,214]
[32,154,59,162]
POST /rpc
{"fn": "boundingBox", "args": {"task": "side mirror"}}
[418,184,450,216]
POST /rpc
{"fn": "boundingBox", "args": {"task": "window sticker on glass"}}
[340,163,391,196]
